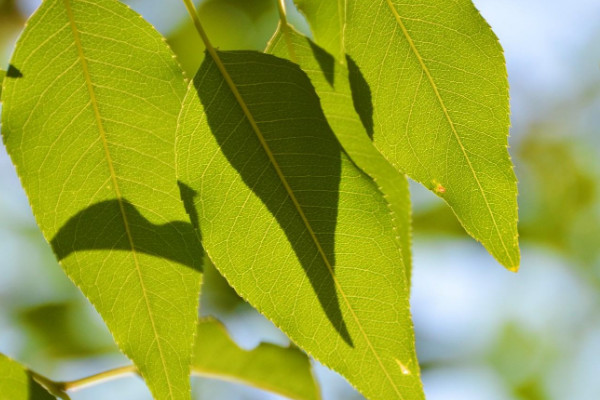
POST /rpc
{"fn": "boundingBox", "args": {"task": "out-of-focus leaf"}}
[200,259,245,314]
[193,318,320,400]
[1,0,203,398]
[0,354,57,400]
[267,23,413,284]
[519,136,597,259]
[167,0,276,77]
[488,324,552,400]
[16,302,117,359]
[177,49,422,400]
[295,0,520,271]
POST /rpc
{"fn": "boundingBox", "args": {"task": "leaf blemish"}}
[432,180,446,194]
[395,359,411,375]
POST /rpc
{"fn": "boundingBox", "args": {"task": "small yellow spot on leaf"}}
[395,359,411,375]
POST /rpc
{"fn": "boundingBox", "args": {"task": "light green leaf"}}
[177,50,423,400]
[267,22,413,284]
[0,69,5,98]
[295,0,520,271]
[1,0,202,399]
[193,318,320,400]
[0,354,57,400]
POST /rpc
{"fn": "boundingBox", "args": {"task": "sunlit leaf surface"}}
[1,0,202,398]
[177,49,423,400]
[0,354,56,400]
[267,23,413,284]
[295,0,520,270]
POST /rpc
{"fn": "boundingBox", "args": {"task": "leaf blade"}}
[296,0,520,270]
[0,354,57,400]
[1,0,202,399]
[193,318,320,400]
[177,50,423,400]
[267,23,414,285]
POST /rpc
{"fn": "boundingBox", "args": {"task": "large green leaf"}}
[0,354,57,400]
[1,0,202,399]
[267,22,413,284]
[177,50,423,400]
[193,318,320,400]
[295,0,520,270]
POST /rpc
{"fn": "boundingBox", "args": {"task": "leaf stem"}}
[276,0,289,26]
[274,0,297,62]
[181,0,216,57]
[58,365,139,392]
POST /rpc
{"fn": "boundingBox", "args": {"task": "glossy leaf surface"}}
[1,0,202,399]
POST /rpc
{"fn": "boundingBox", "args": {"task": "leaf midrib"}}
[216,30,406,398]
[63,0,174,396]
[383,0,515,269]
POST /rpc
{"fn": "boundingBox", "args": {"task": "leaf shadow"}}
[27,373,58,400]
[345,54,374,140]
[50,198,203,272]
[308,40,335,87]
[191,50,353,346]
[7,64,23,78]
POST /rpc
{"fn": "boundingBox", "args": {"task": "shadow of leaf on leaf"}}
[192,50,353,345]
[50,199,203,272]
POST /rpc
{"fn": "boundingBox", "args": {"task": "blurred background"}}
[1,0,599,399]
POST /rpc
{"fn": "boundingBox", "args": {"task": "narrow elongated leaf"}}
[193,319,320,400]
[295,0,520,270]
[267,23,413,284]
[1,0,202,399]
[177,50,423,400]
[0,354,57,400]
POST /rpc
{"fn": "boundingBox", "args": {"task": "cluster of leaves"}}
[0,0,518,399]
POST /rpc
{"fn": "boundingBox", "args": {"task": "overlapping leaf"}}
[0,354,57,400]
[176,50,423,400]
[193,319,320,400]
[0,69,5,98]
[1,0,202,398]
[267,22,413,283]
[295,0,520,270]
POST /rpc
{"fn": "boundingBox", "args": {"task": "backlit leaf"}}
[267,22,413,284]
[177,50,423,400]
[193,318,320,400]
[1,0,202,399]
[295,0,520,271]
[0,69,5,98]
[0,354,57,400]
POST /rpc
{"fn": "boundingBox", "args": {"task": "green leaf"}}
[177,50,423,400]
[295,0,520,271]
[193,318,320,400]
[0,69,5,98]
[0,354,57,400]
[1,0,202,399]
[267,22,413,284]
